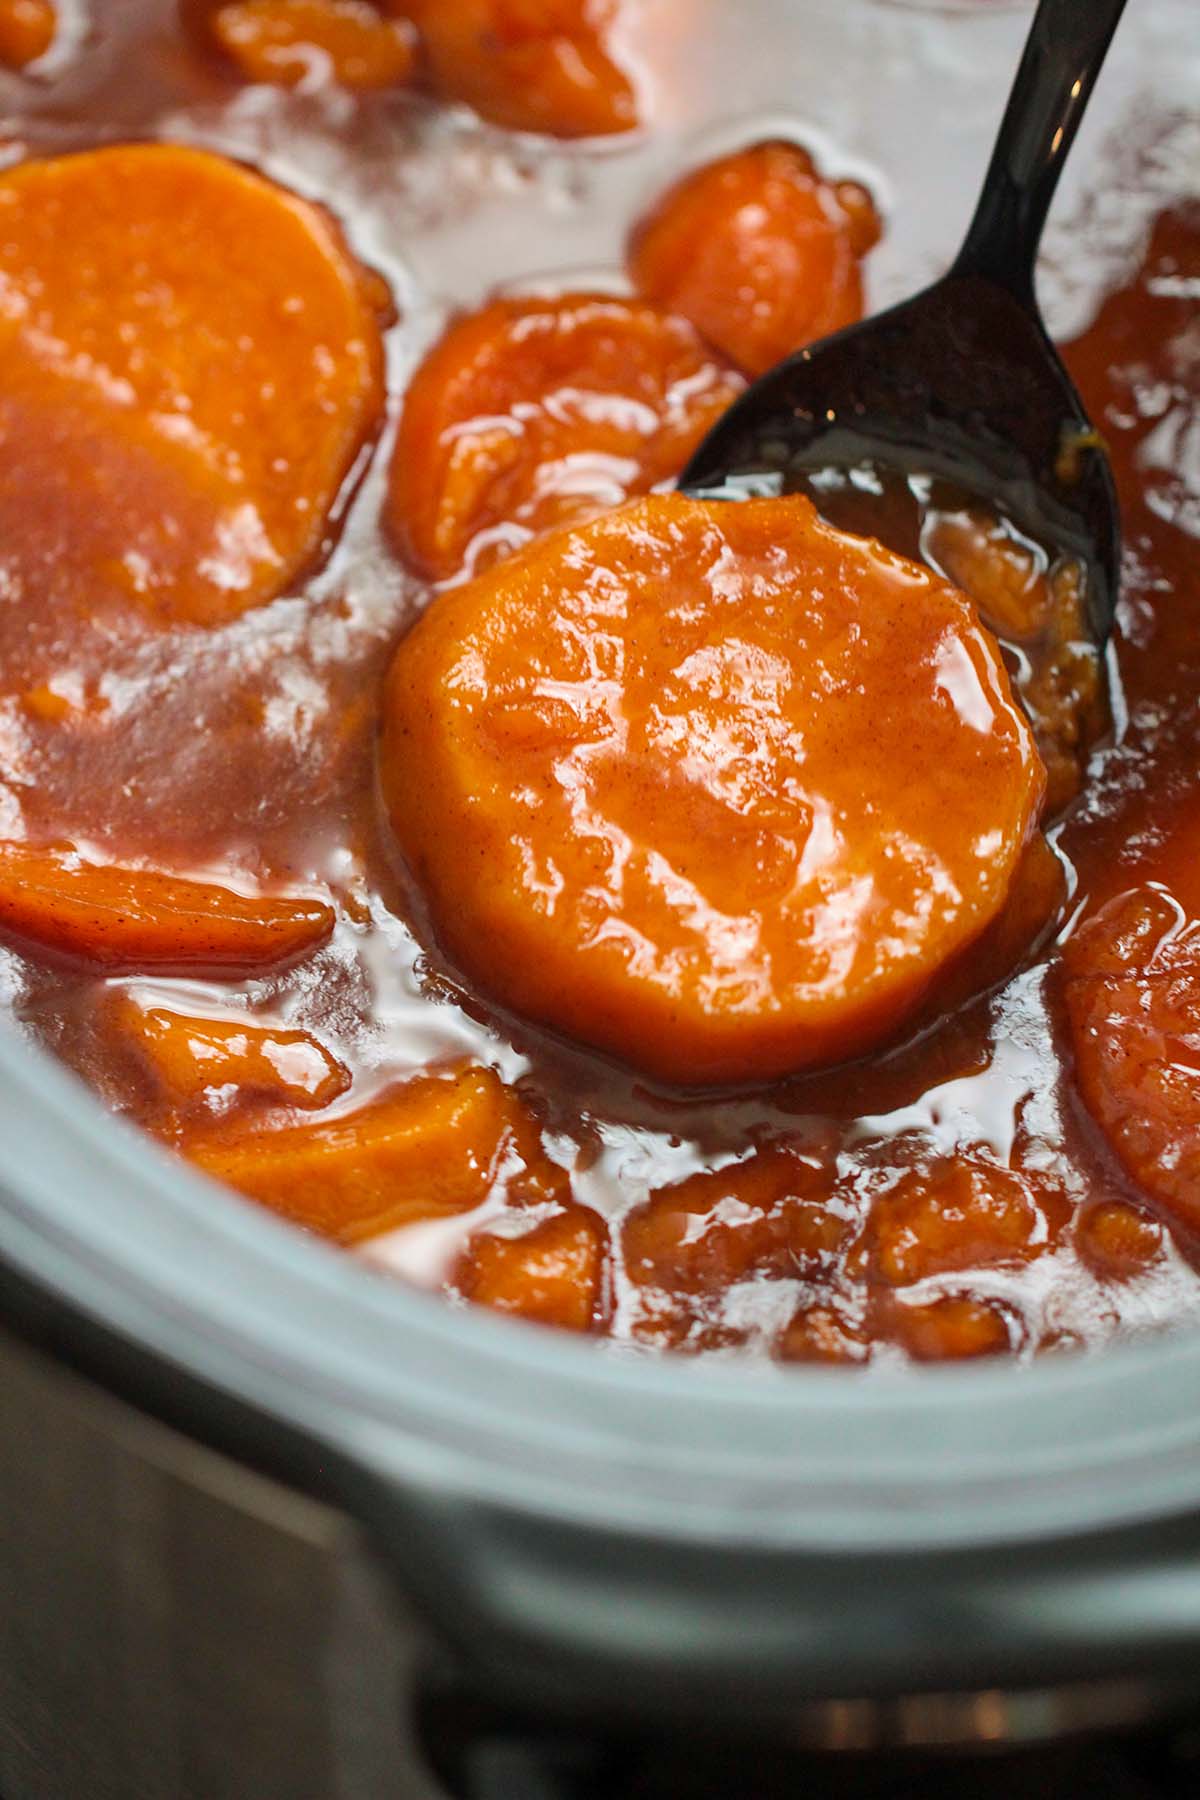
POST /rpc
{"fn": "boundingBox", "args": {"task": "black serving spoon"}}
[682,0,1127,646]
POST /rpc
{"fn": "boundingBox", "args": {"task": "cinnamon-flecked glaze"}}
[0,0,1197,1366]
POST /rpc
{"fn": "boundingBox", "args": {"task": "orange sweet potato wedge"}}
[454,1204,607,1330]
[630,141,880,376]
[208,0,417,88]
[0,143,387,626]
[0,842,334,975]
[386,293,741,582]
[0,0,55,65]
[110,994,351,1114]
[401,0,638,137]
[189,1065,541,1242]
[382,493,1046,1086]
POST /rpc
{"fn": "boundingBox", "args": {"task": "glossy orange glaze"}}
[382,492,1046,1084]
[0,2,1196,1368]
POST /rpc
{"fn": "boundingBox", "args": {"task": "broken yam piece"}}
[623,1146,844,1297]
[189,1064,540,1243]
[110,994,351,1115]
[207,0,417,89]
[857,1152,1064,1287]
[454,1204,606,1330]
[1077,1200,1165,1280]
[0,842,334,975]
[892,1294,1014,1361]
[402,0,638,138]
[0,0,55,66]
[1063,883,1200,1235]
[386,293,741,582]
[0,143,386,626]
[630,141,880,376]
[382,493,1047,1086]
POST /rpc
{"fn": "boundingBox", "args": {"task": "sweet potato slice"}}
[1063,883,1200,1235]
[0,0,54,65]
[630,141,880,376]
[454,1204,606,1330]
[0,842,334,975]
[208,0,417,88]
[0,143,386,625]
[110,994,351,1114]
[402,0,638,138]
[382,493,1046,1086]
[386,293,741,581]
[189,1065,541,1242]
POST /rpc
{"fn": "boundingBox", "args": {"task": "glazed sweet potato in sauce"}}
[203,0,418,89]
[382,492,1045,1084]
[386,294,742,581]
[1,2,1197,1367]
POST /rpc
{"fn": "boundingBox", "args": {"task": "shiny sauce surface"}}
[1,0,1198,1365]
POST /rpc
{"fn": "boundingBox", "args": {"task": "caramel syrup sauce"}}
[1,0,1197,1363]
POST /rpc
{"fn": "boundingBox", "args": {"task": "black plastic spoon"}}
[682,0,1128,645]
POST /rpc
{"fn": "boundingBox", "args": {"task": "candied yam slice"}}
[630,141,880,376]
[0,144,386,626]
[454,1204,606,1329]
[210,0,417,88]
[386,293,741,581]
[403,0,638,138]
[0,842,334,975]
[623,1146,843,1296]
[189,1065,536,1242]
[1063,883,1200,1234]
[109,994,350,1113]
[859,1152,1065,1287]
[382,493,1046,1086]
[0,0,55,65]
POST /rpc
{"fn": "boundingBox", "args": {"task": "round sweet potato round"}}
[381,493,1046,1086]
[0,143,387,626]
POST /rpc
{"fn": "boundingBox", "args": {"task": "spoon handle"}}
[951,0,1128,303]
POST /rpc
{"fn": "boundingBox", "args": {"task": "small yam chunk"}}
[110,994,350,1115]
[189,1064,533,1242]
[382,494,1046,1086]
[209,0,417,88]
[860,1152,1063,1288]
[1064,884,1200,1235]
[387,293,741,581]
[454,1204,606,1330]
[630,141,880,375]
[778,1304,869,1365]
[892,1294,1014,1361]
[0,842,334,975]
[623,1146,843,1296]
[403,0,638,138]
[0,144,386,626]
[1076,1200,1164,1280]
[0,0,55,66]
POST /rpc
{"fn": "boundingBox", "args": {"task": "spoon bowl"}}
[682,0,1127,648]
